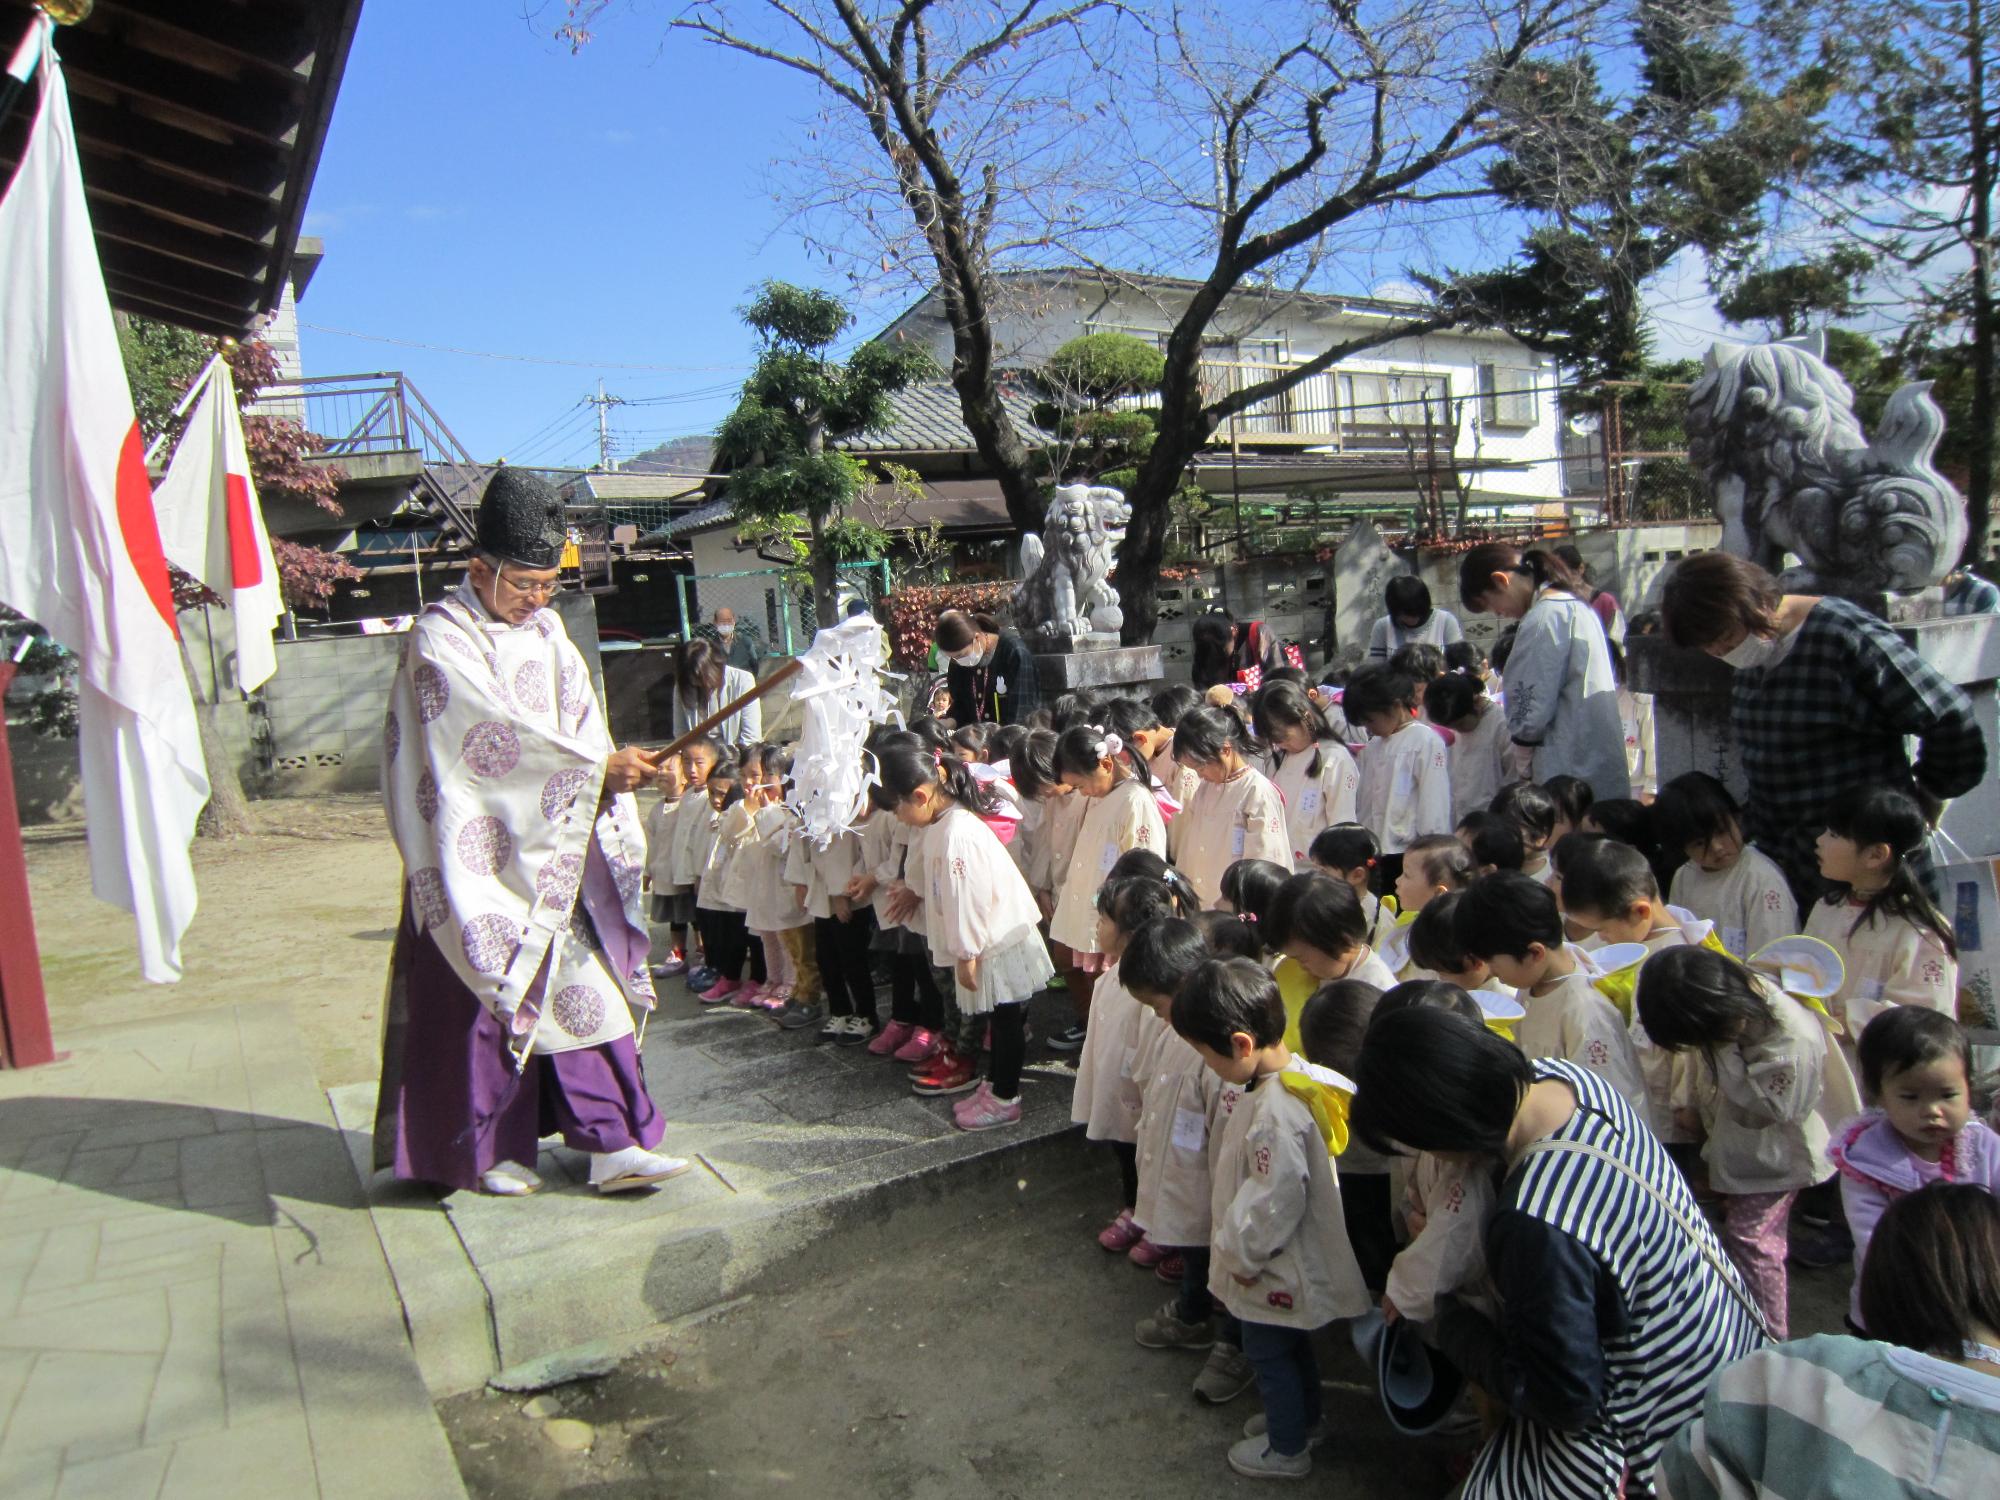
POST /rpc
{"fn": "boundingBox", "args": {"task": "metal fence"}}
[673,562,891,656]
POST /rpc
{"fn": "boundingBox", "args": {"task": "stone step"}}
[327,989,1092,1396]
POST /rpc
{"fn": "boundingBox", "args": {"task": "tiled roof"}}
[562,471,708,502]
[836,381,1051,454]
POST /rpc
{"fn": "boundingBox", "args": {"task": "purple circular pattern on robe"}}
[609,856,642,905]
[383,708,401,763]
[462,913,523,975]
[408,867,448,930]
[512,660,551,714]
[532,612,556,639]
[462,720,521,779]
[558,661,588,717]
[540,767,590,822]
[551,984,607,1039]
[568,903,599,948]
[455,815,513,876]
[441,633,482,667]
[414,661,450,723]
[415,768,440,822]
[536,852,584,911]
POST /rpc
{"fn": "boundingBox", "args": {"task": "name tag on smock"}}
[1298,787,1321,817]
[1171,1107,1207,1153]
[1231,826,1246,858]
[1120,1045,1139,1080]
[1099,841,1118,875]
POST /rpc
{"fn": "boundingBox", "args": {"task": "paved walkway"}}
[0,1004,465,1500]
[327,982,1087,1395]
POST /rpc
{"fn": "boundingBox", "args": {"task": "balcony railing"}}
[1111,359,1452,450]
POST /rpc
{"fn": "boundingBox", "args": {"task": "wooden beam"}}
[103,270,256,328]
[100,246,263,314]
[93,0,322,77]
[103,284,251,339]
[51,25,304,143]
[67,150,281,244]
[67,92,289,199]
[85,198,270,280]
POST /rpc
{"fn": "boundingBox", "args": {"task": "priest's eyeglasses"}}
[496,567,569,601]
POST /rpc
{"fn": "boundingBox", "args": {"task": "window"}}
[1083,321,1171,351]
[1338,370,1450,427]
[1478,362,1539,427]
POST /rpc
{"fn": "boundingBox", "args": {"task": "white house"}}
[876,268,1574,517]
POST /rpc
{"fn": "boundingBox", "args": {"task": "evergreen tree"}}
[715,283,932,631]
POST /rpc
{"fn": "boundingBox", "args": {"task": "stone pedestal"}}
[1034,643,1166,694]
[1629,614,2000,860]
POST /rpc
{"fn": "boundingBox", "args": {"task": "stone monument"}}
[1633,335,2000,863]
[1015,482,1163,692]
[1686,335,1966,599]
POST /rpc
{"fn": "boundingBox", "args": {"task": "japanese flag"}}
[0,22,208,981]
[152,357,283,691]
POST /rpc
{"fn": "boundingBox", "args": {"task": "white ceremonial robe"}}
[382,584,653,1056]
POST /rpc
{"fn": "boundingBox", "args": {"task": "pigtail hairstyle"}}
[1251,680,1332,779]
[1822,785,1955,955]
[1107,847,1200,917]
[1194,910,1262,960]
[1055,721,1153,789]
[1172,703,1251,766]
[870,739,997,816]
[1095,874,1177,936]
[1308,823,1379,875]
[1633,945,1775,1075]
[1219,858,1291,927]
[1101,697,1163,787]
[1443,640,1484,678]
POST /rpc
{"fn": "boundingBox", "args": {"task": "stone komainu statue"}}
[1687,338,1967,597]
[1015,482,1131,639]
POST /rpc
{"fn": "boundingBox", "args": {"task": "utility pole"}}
[588,380,627,471]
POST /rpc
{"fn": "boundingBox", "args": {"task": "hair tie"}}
[934,749,945,769]
[1096,732,1124,759]
[1240,911,1258,924]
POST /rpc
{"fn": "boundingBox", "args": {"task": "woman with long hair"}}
[672,637,761,748]
[1458,542,1629,800]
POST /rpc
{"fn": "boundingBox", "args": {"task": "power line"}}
[300,321,751,373]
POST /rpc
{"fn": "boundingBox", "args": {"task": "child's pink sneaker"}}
[1155,1251,1187,1284]
[892,1026,941,1064]
[728,984,769,1010]
[952,1082,1021,1133]
[698,979,740,1005]
[754,984,791,1011]
[1098,1209,1144,1253]
[1128,1236,1168,1269]
[868,1020,916,1057]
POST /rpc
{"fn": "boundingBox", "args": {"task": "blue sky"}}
[297,3,1746,470]
[300,2,863,469]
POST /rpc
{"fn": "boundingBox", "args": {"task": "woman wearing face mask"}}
[934,610,1041,726]
[1458,542,1631,802]
[1659,551,1985,904]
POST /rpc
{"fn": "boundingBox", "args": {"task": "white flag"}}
[0,23,208,982]
[153,357,284,691]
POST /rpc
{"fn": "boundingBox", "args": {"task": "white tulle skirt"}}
[956,924,1056,1016]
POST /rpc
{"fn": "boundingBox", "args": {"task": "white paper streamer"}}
[785,613,902,847]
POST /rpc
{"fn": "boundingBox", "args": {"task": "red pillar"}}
[0,663,58,1069]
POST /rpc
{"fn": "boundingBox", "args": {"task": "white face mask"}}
[951,648,983,669]
[716,623,735,639]
[1720,632,1778,670]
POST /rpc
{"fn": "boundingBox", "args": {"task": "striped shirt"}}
[1657,1335,2000,1499]
[1467,1060,1768,1500]
[1732,598,1984,903]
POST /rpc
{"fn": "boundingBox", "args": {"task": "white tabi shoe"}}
[479,1161,544,1197]
[589,1146,692,1193]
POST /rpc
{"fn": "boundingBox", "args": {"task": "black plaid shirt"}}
[1735,597,1985,901]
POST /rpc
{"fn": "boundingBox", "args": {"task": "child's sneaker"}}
[1241,1412,1331,1448]
[1127,1237,1168,1269]
[1192,1344,1256,1404]
[698,978,740,1005]
[868,1020,916,1057]
[910,1045,978,1096]
[951,1081,1021,1131]
[1098,1209,1143,1252]
[1134,1298,1214,1351]
[817,1014,847,1043]
[1227,1435,1312,1480]
[728,984,768,1010]
[1156,1251,1187,1284]
[685,964,718,992]
[893,1026,942,1065]
[835,1015,873,1047]
[776,999,826,1030]
[649,953,686,977]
